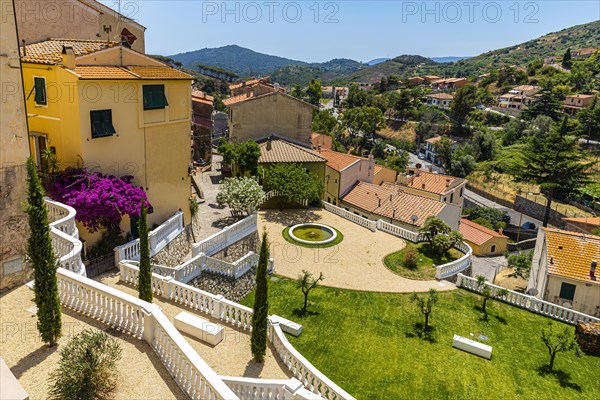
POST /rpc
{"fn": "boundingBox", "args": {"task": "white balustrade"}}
[269,322,355,400]
[44,198,86,276]
[192,213,258,257]
[114,211,184,264]
[322,201,472,280]
[265,190,309,206]
[456,273,600,325]
[221,376,323,400]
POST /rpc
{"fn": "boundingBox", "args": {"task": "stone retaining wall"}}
[211,232,259,262]
[575,321,600,356]
[191,267,257,303]
[514,196,567,228]
[151,225,193,267]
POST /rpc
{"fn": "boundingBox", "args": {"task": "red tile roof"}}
[341,181,446,227]
[318,149,368,171]
[459,218,507,246]
[544,228,600,284]
[21,39,118,64]
[399,170,465,195]
[258,137,326,164]
[223,92,255,106]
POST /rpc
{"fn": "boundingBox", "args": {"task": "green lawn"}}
[282,226,344,248]
[242,278,600,400]
[383,243,463,280]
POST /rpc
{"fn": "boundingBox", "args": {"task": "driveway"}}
[471,254,507,283]
[258,209,456,293]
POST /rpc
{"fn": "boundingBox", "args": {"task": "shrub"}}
[49,329,122,400]
[403,245,419,269]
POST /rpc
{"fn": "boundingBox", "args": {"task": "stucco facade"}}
[1,0,31,290]
[228,91,314,145]
[14,0,146,52]
[22,44,192,242]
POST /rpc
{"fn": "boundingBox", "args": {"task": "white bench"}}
[1,357,29,400]
[270,315,302,336]
[452,335,492,360]
[174,312,224,346]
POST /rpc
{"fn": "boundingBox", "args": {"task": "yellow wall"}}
[229,92,313,145]
[22,62,192,240]
[374,166,397,185]
[466,236,508,256]
[544,276,600,316]
[324,166,341,204]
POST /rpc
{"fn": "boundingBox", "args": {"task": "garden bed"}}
[383,243,463,280]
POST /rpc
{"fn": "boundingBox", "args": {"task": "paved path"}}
[471,255,507,282]
[258,209,455,293]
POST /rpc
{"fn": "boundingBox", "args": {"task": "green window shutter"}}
[143,84,168,110]
[90,110,115,138]
[559,282,576,301]
[34,77,47,105]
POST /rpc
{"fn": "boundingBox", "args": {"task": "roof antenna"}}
[103,25,112,43]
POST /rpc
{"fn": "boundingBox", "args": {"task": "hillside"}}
[333,20,599,83]
[271,58,366,86]
[170,45,308,76]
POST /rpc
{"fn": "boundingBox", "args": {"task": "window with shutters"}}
[142,84,168,110]
[559,282,576,301]
[34,76,47,106]
[90,110,116,138]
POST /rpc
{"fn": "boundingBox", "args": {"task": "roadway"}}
[464,189,543,228]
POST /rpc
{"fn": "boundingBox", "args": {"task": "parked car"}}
[521,221,537,230]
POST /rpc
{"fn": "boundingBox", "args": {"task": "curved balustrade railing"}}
[192,213,258,257]
[456,274,600,325]
[220,376,322,399]
[269,323,355,400]
[323,201,473,280]
[45,197,86,276]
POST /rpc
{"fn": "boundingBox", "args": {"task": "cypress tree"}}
[25,158,62,346]
[137,201,152,302]
[251,230,269,362]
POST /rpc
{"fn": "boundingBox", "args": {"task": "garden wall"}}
[514,196,567,228]
[151,224,193,267]
[466,184,515,208]
[210,231,259,262]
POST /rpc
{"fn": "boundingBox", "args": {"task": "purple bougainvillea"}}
[48,168,151,233]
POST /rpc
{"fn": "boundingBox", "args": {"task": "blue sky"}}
[102,1,600,62]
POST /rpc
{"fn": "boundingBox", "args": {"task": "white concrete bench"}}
[174,312,224,346]
[1,357,29,400]
[270,315,302,336]
[452,335,492,360]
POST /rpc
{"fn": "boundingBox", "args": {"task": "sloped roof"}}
[21,39,118,64]
[459,218,507,246]
[400,171,465,195]
[70,65,192,80]
[318,149,368,172]
[223,92,255,106]
[562,217,600,227]
[258,137,326,164]
[426,93,454,100]
[545,228,600,284]
[341,181,446,227]
[126,66,191,79]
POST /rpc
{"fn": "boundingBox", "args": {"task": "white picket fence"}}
[114,211,184,264]
[45,197,86,276]
[456,273,600,325]
[192,213,258,257]
[322,201,472,280]
[119,261,354,399]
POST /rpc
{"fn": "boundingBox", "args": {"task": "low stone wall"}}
[466,184,515,209]
[151,225,193,267]
[575,322,600,356]
[507,238,537,252]
[190,267,257,303]
[211,232,259,263]
[514,195,567,228]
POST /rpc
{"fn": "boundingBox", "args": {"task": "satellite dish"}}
[527,288,538,296]
[410,215,419,224]
[415,163,422,169]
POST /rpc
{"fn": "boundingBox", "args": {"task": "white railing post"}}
[213,295,224,319]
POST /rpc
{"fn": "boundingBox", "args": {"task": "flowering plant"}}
[48,168,151,233]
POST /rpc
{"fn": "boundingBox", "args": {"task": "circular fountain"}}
[288,223,338,245]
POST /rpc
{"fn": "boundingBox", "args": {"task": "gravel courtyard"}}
[258,208,455,293]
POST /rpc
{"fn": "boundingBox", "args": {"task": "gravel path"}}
[0,285,187,400]
[258,209,456,293]
[96,273,291,380]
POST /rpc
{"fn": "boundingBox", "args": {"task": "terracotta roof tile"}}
[318,149,367,171]
[223,92,255,106]
[341,181,446,227]
[459,218,507,246]
[71,66,138,79]
[426,93,454,100]
[21,39,118,64]
[126,66,192,79]
[399,171,465,195]
[258,138,326,163]
[545,228,600,284]
[562,217,600,226]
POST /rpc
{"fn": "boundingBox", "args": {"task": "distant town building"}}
[571,47,600,59]
[192,91,214,165]
[459,219,508,256]
[311,133,333,150]
[422,136,456,166]
[563,94,596,115]
[430,77,469,91]
[425,93,454,109]
[562,217,600,235]
[396,169,466,207]
[499,85,541,110]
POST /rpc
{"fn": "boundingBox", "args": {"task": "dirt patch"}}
[494,268,528,292]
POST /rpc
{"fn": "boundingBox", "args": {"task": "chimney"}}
[591,260,597,279]
[61,45,75,69]
[266,135,273,151]
[22,39,26,56]
[378,197,381,207]
[422,183,426,190]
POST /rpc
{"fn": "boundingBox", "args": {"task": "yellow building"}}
[459,218,508,256]
[528,228,600,317]
[21,39,193,237]
[396,169,467,208]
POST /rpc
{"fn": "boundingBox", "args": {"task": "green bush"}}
[49,329,122,400]
[403,245,419,269]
